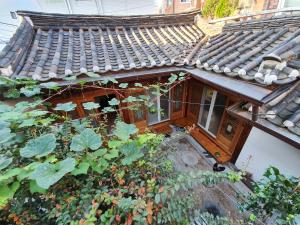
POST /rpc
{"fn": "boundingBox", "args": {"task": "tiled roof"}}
[0,10,204,81]
[264,82,300,136]
[187,15,300,85]
[0,12,300,86]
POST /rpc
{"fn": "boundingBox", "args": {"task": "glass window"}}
[131,93,145,122]
[198,87,227,137]
[173,84,184,112]
[208,93,227,135]
[284,0,299,7]
[199,87,213,128]
[147,87,170,125]
[160,92,170,121]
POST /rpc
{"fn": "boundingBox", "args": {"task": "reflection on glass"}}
[147,87,170,125]
[199,87,213,127]
[173,84,183,112]
[160,92,169,120]
[208,93,227,135]
[147,88,159,124]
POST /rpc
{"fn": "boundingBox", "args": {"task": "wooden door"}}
[171,81,187,120]
[186,80,202,123]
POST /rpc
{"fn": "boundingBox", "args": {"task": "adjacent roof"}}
[0,10,204,81]
[187,15,300,85]
[264,81,300,136]
[229,81,300,146]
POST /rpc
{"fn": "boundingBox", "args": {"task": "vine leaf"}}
[0,128,16,145]
[108,98,120,106]
[70,128,102,151]
[29,180,46,194]
[101,77,118,85]
[122,96,137,103]
[40,82,59,90]
[119,83,128,88]
[29,158,76,189]
[54,102,76,112]
[134,83,143,87]
[71,161,90,176]
[102,107,115,113]
[113,121,138,141]
[82,102,100,110]
[20,134,57,158]
[20,86,41,97]
[120,141,144,165]
[0,155,13,171]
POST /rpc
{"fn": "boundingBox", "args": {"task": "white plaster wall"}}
[235,127,300,181]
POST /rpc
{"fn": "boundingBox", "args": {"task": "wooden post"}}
[252,105,259,121]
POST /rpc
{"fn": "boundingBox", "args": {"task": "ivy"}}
[54,102,77,112]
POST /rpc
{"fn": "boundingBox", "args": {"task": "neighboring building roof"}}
[0,10,203,81]
[228,81,300,148]
[188,15,300,85]
[264,81,300,136]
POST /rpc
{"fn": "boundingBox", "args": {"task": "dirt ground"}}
[166,135,250,221]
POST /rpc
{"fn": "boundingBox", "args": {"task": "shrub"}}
[0,74,243,224]
[202,0,239,19]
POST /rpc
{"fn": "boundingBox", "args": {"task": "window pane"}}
[132,93,145,122]
[208,93,227,135]
[160,91,170,121]
[173,84,184,112]
[147,88,159,124]
[199,87,213,127]
[284,0,299,7]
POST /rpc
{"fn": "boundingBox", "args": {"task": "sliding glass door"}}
[147,87,170,125]
[198,87,227,137]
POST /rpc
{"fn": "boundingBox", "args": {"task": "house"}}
[161,0,299,15]
[0,9,299,181]
[162,0,204,14]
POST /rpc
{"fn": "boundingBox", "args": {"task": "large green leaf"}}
[0,128,16,145]
[54,102,76,112]
[119,83,128,88]
[29,158,76,189]
[70,128,102,151]
[0,181,20,208]
[113,121,138,141]
[120,141,144,165]
[20,134,57,158]
[0,155,13,171]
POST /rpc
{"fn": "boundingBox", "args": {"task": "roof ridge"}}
[223,15,300,31]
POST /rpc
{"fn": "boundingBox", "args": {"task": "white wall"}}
[235,127,300,181]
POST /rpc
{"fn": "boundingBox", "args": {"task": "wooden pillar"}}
[252,105,259,121]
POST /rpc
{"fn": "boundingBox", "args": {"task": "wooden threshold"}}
[190,127,231,163]
[172,117,231,163]
[150,121,173,135]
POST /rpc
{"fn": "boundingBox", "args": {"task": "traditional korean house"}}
[0,10,299,180]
